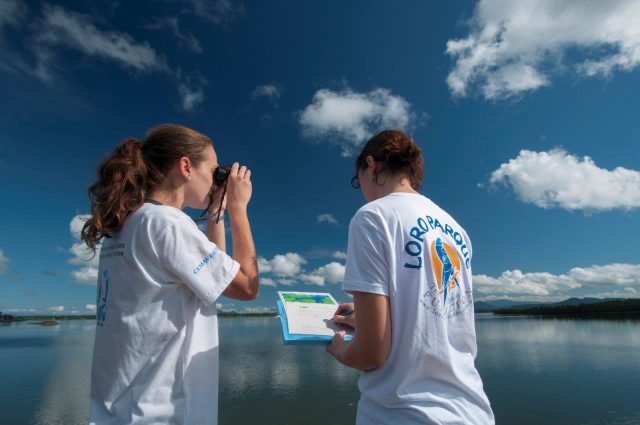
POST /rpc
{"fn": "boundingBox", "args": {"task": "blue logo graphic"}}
[96,270,109,327]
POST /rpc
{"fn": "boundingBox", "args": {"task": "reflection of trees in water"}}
[31,321,95,424]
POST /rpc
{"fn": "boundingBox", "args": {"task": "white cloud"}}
[446,0,640,100]
[257,257,272,274]
[490,149,640,211]
[35,4,167,80]
[242,306,276,314]
[270,253,306,277]
[72,267,99,285]
[145,17,202,54]
[85,304,96,312]
[332,251,347,260]
[582,287,640,299]
[47,305,65,313]
[300,261,346,286]
[258,252,345,287]
[475,263,640,300]
[299,87,413,157]
[251,84,281,102]
[567,264,640,286]
[317,213,338,225]
[177,71,207,112]
[258,252,307,278]
[178,82,205,111]
[68,214,99,285]
[0,249,9,274]
[187,0,245,24]
[260,277,277,287]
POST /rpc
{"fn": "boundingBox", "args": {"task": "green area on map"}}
[282,293,336,305]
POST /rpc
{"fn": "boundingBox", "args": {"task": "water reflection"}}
[1,316,639,425]
[31,322,94,425]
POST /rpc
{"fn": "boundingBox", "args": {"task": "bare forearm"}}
[207,216,226,251]
[229,209,258,280]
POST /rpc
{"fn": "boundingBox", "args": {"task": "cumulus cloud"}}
[34,4,168,81]
[299,87,413,157]
[0,249,9,274]
[259,253,307,277]
[317,213,338,225]
[332,251,347,260]
[475,263,640,300]
[489,149,640,211]
[85,304,96,312]
[72,267,99,284]
[251,84,281,102]
[299,262,346,286]
[242,306,276,314]
[261,277,277,287]
[47,305,65,313]
[582,287,640,299]
[68,214,99,285]
[258,252,345,287]
[446,0,640,100]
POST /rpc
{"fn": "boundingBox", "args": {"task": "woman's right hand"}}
[332,302,356,329]
[226,162,252,213]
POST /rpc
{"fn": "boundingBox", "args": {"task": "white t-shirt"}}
[343,193,494,425]
[89,202,239,425]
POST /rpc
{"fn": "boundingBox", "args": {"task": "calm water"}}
[1,315,639,425]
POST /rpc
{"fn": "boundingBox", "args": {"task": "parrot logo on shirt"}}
[430,238,461,306]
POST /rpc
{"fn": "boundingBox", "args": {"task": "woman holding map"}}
[327,130,494,424]
[81,124,259,425]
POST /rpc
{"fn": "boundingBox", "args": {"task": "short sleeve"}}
[151,214,239,306]
[342,211,390,296]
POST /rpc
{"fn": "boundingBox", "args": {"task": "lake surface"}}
[1,315,639,424]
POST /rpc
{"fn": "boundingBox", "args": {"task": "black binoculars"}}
[213,165,231,187]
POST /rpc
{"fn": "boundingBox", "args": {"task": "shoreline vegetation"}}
[493,299,640,317]
[0,312,278,325]
[3,299,639,325]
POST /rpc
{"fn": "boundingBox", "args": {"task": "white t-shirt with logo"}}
[343,192,494,425]
[89,202,239,425]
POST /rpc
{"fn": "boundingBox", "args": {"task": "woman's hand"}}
[226,162,252,214]
[332,302,355,329]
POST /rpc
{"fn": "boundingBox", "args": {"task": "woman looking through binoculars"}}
[82,124,259,425]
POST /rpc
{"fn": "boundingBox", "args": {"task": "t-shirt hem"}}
[343,279,389,297]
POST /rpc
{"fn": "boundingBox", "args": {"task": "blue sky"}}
[1,0,639,314]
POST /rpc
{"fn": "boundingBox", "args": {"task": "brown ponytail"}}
[354,130,424,190]
[81,124,212,251]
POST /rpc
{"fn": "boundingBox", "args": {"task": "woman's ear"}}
[178,156,192,180]
[365,155,377,173]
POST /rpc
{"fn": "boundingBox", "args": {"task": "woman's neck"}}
[374,176,418,199]
[147,184,185,210]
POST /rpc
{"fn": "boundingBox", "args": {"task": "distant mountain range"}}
[474,297,625,313]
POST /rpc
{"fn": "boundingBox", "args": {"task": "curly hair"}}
[354,130,424,190]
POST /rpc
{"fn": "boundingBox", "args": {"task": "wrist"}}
[227,204,247,215]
